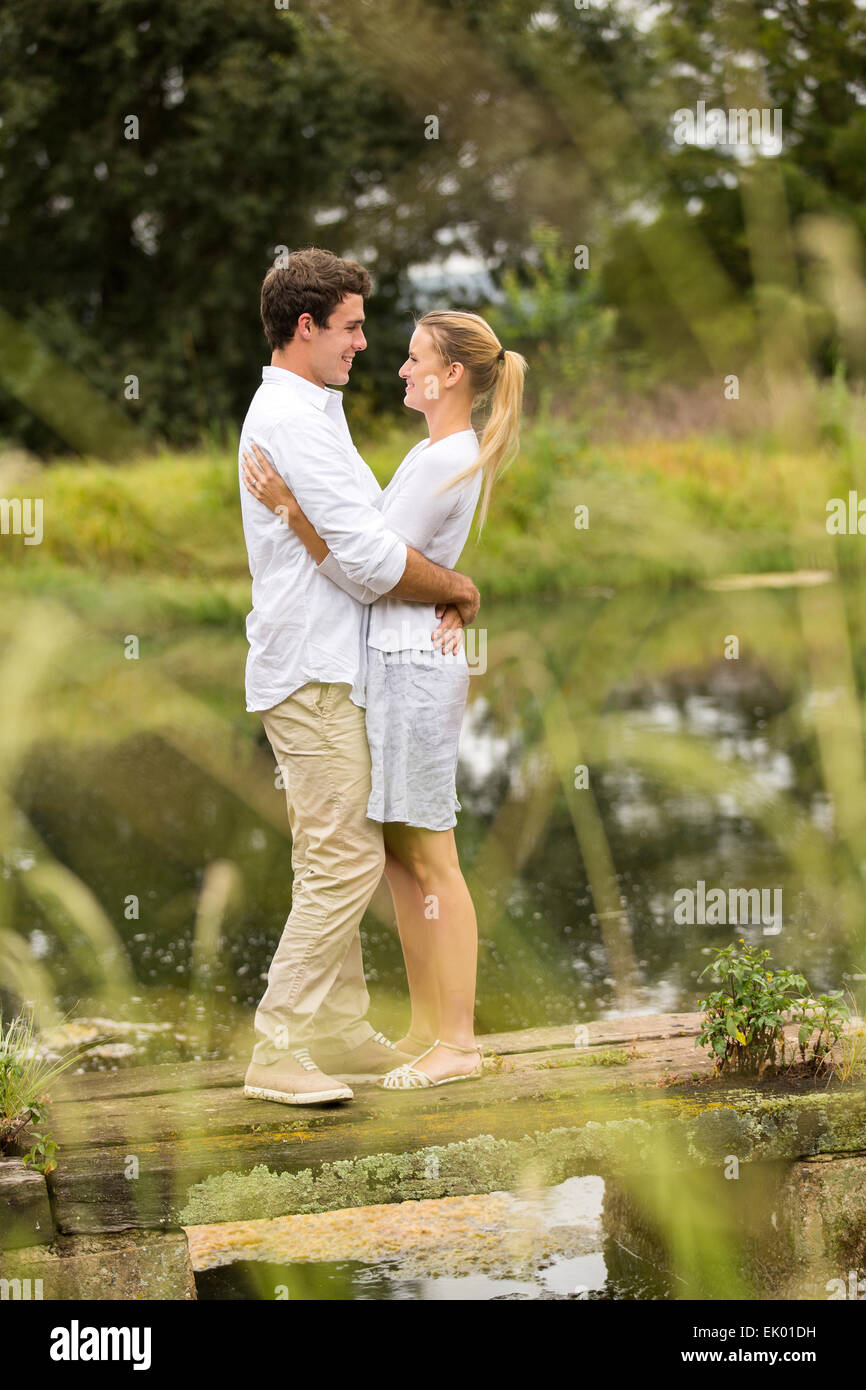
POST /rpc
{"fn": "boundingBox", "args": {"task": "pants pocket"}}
[289,681,330,715]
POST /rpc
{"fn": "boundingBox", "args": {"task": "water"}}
[8,585,865,1065]
[190,1176,676,1301]
[194,1251,671,1301]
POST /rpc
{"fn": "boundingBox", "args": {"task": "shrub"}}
[0,1010,85,1173]
[697,939,849,1078]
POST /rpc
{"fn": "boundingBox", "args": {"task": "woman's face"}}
[398,326,447,412]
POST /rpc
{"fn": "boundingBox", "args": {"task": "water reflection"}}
[5,584,865,1064]
[190,1175,677,1302]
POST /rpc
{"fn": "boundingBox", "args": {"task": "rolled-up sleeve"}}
[267,414,407,595]
[315,549,380,605]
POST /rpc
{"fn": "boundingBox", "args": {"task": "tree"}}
[0,0,468,450]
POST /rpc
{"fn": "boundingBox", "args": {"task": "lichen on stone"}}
[177,1089,866,1226]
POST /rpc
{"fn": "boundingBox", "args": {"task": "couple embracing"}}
[238,247,526,1103]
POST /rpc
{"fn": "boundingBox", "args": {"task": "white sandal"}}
[379,1040,483,1090]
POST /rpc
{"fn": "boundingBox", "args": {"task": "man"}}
[239,247,480,1105]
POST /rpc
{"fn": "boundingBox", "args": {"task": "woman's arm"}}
[283,507,328,564]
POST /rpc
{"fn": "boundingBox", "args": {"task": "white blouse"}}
[316,428,482,652]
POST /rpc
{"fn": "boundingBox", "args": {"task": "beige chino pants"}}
[251,681,384,1065]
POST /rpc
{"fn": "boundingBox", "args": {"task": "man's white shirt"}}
[239,366,407,712]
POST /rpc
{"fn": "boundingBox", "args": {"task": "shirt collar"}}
[261,365,343,413]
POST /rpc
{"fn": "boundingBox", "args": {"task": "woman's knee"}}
[398,838,460,895]
[384,847,413,883]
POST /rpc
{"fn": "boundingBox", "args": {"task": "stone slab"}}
[0,1158,55,1250]
[0,1229,196,1300]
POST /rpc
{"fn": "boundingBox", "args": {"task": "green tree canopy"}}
[1,0,865,453]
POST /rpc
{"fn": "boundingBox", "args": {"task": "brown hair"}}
[261,248,372,350]
[418,310,527,531]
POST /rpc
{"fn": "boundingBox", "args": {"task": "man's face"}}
[309,293,367,387]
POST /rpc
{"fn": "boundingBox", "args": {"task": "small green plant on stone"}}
[18,1100,60,1174]
[788,991,850,1072]
[697,939,832,1078]
[483,1051,513,1074]
[0,1010,84,1174]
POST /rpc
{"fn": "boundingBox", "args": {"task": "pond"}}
[191,1176,676,1301]
[6,579,865,1066]
[187,1156,843,1302]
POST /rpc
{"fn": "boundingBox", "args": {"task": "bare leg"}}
[384,823,480,1081]
[383,846,439,1049]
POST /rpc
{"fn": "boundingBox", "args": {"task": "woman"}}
[241,311,526,1087]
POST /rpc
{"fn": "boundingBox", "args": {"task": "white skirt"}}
[365,647,471,831]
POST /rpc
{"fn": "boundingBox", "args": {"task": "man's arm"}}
[390,546,480,624]
[293,505,478,622]
[301,505,479,622]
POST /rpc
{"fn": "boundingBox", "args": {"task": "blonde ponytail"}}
[418,310,527,532]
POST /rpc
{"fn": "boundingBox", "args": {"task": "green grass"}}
[0,417,851,638]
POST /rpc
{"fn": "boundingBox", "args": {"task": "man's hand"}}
[431,603,464,656]
[452,575,480,626]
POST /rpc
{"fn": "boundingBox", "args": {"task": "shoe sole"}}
[379,1068,483,1090]
[243,1084,353,1105]
[431,1069,483,1087]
